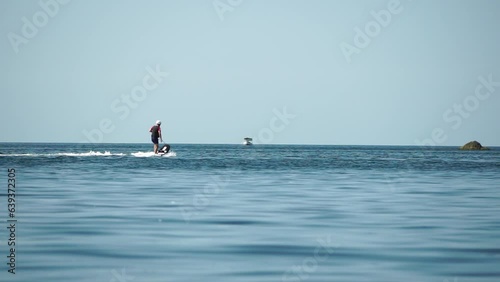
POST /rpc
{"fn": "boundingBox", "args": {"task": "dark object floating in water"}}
[460,141,489,150]
[159,144,170,154]
[243,137,253,145]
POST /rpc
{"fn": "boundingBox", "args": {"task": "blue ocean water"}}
[1,143,500,282]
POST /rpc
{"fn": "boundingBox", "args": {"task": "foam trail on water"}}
[0,151,126,157]
[56,151,126,157]
[131,151,177,158]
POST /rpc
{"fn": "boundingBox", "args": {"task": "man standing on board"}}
[149,120,163,154]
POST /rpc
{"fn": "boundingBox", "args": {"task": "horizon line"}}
[1,141,498,147]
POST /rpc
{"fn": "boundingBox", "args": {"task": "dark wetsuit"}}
[150,125,161,144]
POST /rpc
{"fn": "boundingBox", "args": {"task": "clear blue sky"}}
[2,0,499,145]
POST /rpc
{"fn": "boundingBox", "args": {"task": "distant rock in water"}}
[460,141,489,150]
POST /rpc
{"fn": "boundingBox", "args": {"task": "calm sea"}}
[1,143,499,282]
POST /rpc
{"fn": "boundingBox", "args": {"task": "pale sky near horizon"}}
[1,0,499,145]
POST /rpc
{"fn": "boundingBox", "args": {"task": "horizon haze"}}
[2,0,499,146]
